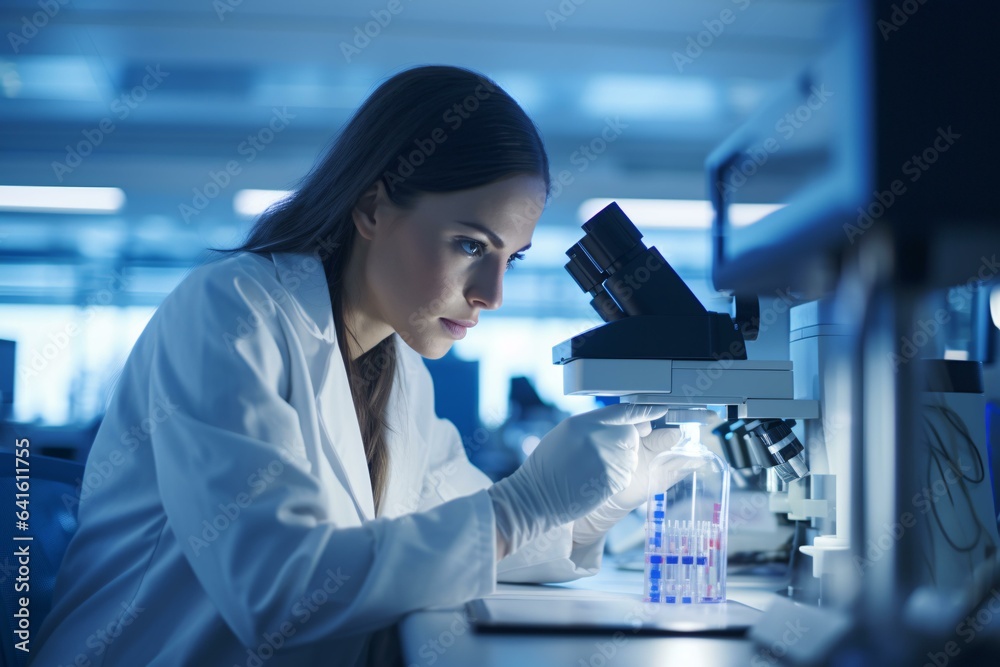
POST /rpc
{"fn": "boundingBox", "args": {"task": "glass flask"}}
[644,422,730,604]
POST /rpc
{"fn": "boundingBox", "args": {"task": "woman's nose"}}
[468,261,504,311]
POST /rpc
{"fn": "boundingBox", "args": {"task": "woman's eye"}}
[459,240,485,257]
[459,240,524,270]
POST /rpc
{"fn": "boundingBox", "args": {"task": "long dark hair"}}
[217,65,550,514]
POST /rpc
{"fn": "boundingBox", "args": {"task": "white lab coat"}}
[33,250,604,667]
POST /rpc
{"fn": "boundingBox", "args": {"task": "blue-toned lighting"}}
[2,56,106,101]
[581,75,718,119]
[0,185,125,214]
[233,189,294,217]
[578,198,784,229]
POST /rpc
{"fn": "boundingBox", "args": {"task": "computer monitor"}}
[707,0,1000,295]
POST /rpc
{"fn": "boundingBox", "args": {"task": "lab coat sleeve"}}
[407,353,606,584]
[146,264,497,648]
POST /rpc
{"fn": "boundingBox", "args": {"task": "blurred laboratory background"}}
[0,0,930,478]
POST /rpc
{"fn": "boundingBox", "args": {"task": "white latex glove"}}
[488,403,669,559]
[572,426,694,547]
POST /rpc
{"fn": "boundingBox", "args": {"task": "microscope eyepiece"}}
[579,202,644,274]
[566,201,706,319]
[564,241,626,322]
[564,242,605,294]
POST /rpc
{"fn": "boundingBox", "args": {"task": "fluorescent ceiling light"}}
[581,75,718,119]
[578,198,785,229]
[3,56,106,101]
[234,189,294,217]
[0,186,125,214]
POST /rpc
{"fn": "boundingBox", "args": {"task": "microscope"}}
[553,202,836,599]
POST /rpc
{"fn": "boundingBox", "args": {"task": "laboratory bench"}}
[398,560,787,667]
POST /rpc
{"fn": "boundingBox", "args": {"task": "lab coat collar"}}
[270,250,336,342]
[271,250,376,520]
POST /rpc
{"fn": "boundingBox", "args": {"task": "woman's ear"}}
[352,180,386,241]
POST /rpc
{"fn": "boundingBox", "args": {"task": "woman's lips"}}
[440,318,472,339]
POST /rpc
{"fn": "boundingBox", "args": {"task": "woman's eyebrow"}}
[456,220,531,252]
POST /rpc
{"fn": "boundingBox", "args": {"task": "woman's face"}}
[352,173,546,359]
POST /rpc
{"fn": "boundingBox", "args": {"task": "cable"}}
[925,435,981,553]
[920,404,996,559]
[922,406,986,485]
[936,404,986,483]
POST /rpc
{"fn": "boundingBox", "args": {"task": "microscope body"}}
[554,202,827,593]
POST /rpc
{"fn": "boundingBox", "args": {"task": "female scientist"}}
[34,66,672,666]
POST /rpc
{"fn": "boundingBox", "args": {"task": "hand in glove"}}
[572,425,699,547]
[488,403,669,559]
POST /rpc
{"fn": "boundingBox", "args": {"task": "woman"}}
[34,65,669,666]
